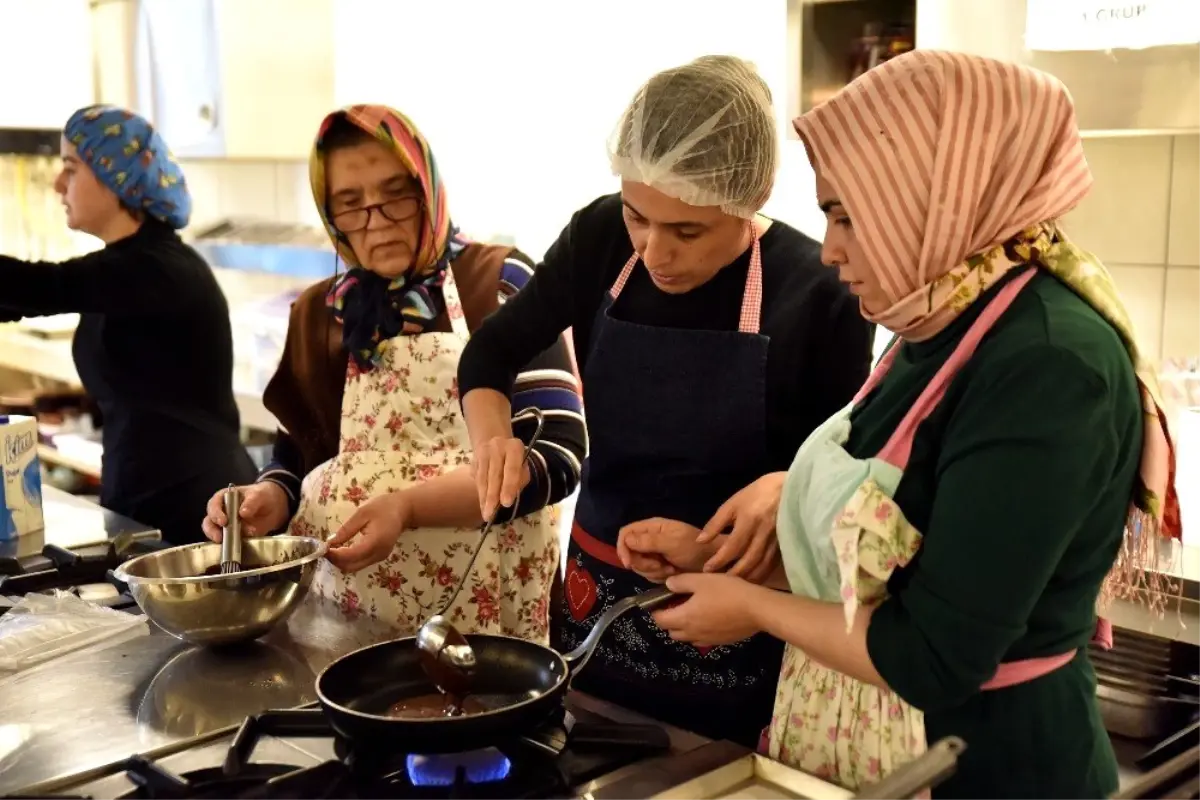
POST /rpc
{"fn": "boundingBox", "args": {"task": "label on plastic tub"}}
[0,414,44,539]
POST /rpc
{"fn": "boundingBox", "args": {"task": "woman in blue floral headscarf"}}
[0,104,255,545]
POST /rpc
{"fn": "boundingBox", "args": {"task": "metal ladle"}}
[415,614,477,703]
[417,586,681,717]
[416,408,544,701]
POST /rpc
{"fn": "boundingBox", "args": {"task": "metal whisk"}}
[220,484,244,575]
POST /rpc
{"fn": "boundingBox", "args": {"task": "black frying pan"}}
[314,586,677,753]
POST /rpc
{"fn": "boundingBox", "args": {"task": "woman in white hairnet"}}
[457,56,874,745]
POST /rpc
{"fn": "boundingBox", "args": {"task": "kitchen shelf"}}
[0,324,279,432]
[0,129,63,157]
[38,444,101,480]
[786,0,916,131]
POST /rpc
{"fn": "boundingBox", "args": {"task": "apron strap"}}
[983,618,1111,690]
[740,233,765,334]
[442,264,471,340]
[869,268,1038,470]
[853,338,900,405]
[609,228,765,335]
[982,649,1077,690]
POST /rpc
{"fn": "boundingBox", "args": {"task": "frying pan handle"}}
[852,736,966,799]
[563,586,678,675]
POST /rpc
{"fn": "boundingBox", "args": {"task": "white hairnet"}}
[608,55,777,219]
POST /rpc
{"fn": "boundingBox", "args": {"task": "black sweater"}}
[459,193,875,473]
[1,220,255,543]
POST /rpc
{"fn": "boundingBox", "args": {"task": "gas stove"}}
[29,700,677,799]
[0,540,164,613]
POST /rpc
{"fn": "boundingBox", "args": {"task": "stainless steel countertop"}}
[0,594,403,794]
[0,487,160,568]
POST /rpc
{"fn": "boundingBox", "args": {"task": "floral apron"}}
[288,268,559,643]
[767,269,1112,789]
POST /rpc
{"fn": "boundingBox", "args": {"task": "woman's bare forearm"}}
[748,587,886,687]
[403,466,486,529]
[461,388,515,449]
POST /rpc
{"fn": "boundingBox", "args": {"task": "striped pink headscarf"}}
[796,50,1184,607]
[794,50,1091,341]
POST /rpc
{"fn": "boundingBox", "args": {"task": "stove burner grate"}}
[44,703,675,799]
[115,761,301,799]
[0,541,165,613]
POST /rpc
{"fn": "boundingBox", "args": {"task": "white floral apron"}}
[287,268,559,643]
[767,269,1110,789]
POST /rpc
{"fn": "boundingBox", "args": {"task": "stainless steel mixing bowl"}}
[112,536,328,646]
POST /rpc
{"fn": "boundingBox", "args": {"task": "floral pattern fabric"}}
[768,474,926,790]
[288,269,559,642]
[830,478,923,632]
[767,644,926,791]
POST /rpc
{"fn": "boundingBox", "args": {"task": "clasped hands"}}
[617,471,784,584]
[620,473,785,648]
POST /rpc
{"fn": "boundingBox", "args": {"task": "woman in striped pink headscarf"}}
[649,51,1181,797]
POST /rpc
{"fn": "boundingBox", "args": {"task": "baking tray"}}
[651,753,853,800]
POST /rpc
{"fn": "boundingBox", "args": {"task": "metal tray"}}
[650,753,852,800]
[649,736,965,800]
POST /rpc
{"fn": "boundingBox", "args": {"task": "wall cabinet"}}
[785,0,916,132]
[135,0,224,156]
[94,0,335,159]
[0,0,93,131]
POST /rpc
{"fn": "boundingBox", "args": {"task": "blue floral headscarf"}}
[63,105,192,229]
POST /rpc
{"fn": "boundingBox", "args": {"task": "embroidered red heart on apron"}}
[694,645,714,656]
[566,562,598,621]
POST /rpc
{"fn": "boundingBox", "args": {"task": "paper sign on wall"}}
[1026,0,1200,51]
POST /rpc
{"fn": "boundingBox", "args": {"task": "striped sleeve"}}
[256,428,303,526]
[499,252,587,521]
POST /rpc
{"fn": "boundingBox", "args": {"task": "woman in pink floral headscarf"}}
[642,51,1181,797]
[202,106,585,640]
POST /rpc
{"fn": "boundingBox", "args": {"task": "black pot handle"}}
[42,544,80,569]
[563,586,679,675]
[106,568,129,595]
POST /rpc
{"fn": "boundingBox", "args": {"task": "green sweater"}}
[856,268,1140,798]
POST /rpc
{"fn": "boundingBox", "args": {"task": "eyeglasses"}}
[331,196,422,233]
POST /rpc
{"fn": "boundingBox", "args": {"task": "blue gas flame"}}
[405,748,512,787]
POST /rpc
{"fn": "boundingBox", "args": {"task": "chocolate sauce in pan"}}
[200,559,264,577]
[385,692,488,719]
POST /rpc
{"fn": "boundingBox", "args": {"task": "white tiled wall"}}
[179,133,1200,364]
[179,0,830,260]
[180,159,322,308]
[169,118,1200,555]
[1065,134,1200,362]
[181,159,319,232]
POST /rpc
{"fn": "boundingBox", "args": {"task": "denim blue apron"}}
[557,232,784,747]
